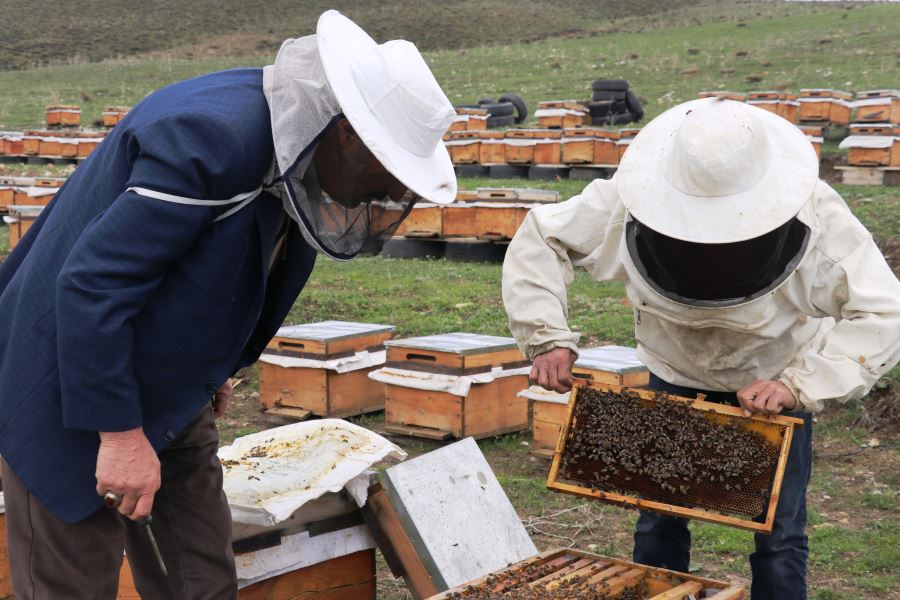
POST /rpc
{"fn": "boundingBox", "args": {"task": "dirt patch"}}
[875,236,900,279]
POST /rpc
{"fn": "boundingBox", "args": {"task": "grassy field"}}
[1,1,898,598]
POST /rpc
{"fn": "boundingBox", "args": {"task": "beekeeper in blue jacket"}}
[0,11,456,599]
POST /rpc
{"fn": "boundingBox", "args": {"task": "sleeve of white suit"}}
[501,178,627,360]
[778,199,900,413]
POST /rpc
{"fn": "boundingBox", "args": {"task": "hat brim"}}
[615,98,819,243]
[317,10,457,205]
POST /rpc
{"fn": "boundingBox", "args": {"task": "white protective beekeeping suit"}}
[502,99,900,412]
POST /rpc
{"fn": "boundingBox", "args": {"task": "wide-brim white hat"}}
[317,10,457,204]
[616,98,819,243]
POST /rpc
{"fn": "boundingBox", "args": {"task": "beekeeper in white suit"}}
[502,97,900,599]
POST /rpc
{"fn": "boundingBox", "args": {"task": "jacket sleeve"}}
[501,178,626,360]
[57,114,262,432]
[778,188,900,413]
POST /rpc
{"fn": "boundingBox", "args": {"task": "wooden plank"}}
[840,166,886,186]
[383,423,453,441]
[648,580,704,599]
[705,585,747,599]
[527,557,594,588]
[363,484,438,600]
[239,550,375,599]
[463,377,530,439]
[264,406,313,421]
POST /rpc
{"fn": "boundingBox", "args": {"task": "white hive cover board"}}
[575,345,647,374]
[380,437,538,590]
[274,320,395,342]
[385,332,518,355]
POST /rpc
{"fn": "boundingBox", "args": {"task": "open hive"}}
[547,382,804,533]
[429,548,743,599]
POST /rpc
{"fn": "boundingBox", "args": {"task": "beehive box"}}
[560,128,598,164]
[850,123,896,136]
[375,333,530,440]
[478,131,506,164]
[102,106,130,127]
[46,104,81,128]
[534,131,563,164]
[855,90,900,123]
[446,132,481,164]
[6,206,44,249]
[521,346,649,459]
[442,203,477,237]
[12,186,55,206]
[475,188,559,204]
[22,136,40,155]
[258,321,395,419]
[505,130,538,164]
[548,381,804,533]
[395,203,443,238]
[798,89,852,124]
[473,203,534,240]
[840,135,895,167]
[77,138,101,158]
[1,136,24,156]
[536,106,589,129]
[428,548,744,599]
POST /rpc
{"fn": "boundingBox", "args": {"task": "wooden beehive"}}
[37,137,63,157]
[59,139,79,157]
[22,136,39,155]
[547,380,805,534]
[472,203,533,240]
[798,89,852,123]
[379,333,529,440]
[478,131,506,164]
[258,321,395,419]
[446,131,481,164]
[560,128,597,164]
[1,136,24,156]
[77,138,101,157]
[533,131,562,164]
[855,90,900,123]
[842,136,893,167]
[524,346,649,459]
[616,138,633,162]
[46,104,81,128]
[102,106,130,127]
[0,187,12,208]
[395,203,443,238]
[505,130,538,164]
[428,547,744,600]
[442,204,477,237]
[776,99,798,124]
[850,123,894,136]
[474,188,559,204]
[12,187,55,206]
[594,131,620,166]
[240,550,375,599]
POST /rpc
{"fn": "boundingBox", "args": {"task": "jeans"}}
[632,374,813,600]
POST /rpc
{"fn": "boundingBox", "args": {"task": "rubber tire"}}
[382,238,446,259]
[625,90,644,121]
[487,114,515,128]
[592,90,627,102]
[478,102,514,117]
[477,97,495,105]
[498,93,528,124]
[445,241,507,264]
[609,111,637,125]
[587,101,613,118]
[592,79,629,92]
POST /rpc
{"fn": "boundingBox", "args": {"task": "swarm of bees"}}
[561,388,779,517]
[444,563,640,599]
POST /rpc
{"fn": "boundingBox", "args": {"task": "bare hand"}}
[736,380,797,417]
[95,428,160,521]
[530,347,577,393]
[212,379,233,419]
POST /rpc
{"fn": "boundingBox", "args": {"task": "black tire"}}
[479,102,514,117]
[477,97,495,105]
[587,101,613,118]
[445,241,507,263]
[609,111,637,126]
[487,114,515,128]
[592,90,628,102]
[382,238,446,259]
[528,165,567,180]
[455,165,489,178]
[625,90,644,121]
[498,93,528,124]
[488,164,529,179]
[592,79,629,92]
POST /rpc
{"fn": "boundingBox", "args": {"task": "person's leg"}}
[633,511,691,572]
[750,410,813,600]
[125,406,237,600]
[2,458,124,600]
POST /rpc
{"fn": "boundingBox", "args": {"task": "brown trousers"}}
[3,407,237,600]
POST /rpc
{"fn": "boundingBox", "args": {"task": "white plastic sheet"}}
[839,135,895,149]
[257,349,385,374]
[219,419,406,526]
[368,365,530,397]
[516,384,570,405]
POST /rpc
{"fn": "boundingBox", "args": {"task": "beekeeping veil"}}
[615,98,819,305]
[262,10,457,260]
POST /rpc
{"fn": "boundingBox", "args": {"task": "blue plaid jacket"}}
[0,68,317,522]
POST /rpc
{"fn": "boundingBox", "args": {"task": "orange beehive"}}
[394,203,443,238]
[377,333,530,440]
[258,321,395,419]
[445,131,481,164]
[102,106,130,127]
[7,206,44,249]
[504,130,537,164]
[478,130,506,164]
[533,131,562,164]
[560,128,599,164]
[77,139,101,157]
[855,90,900,124]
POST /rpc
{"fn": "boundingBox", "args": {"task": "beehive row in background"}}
[0,130,105,159]
[44,104,130,129]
